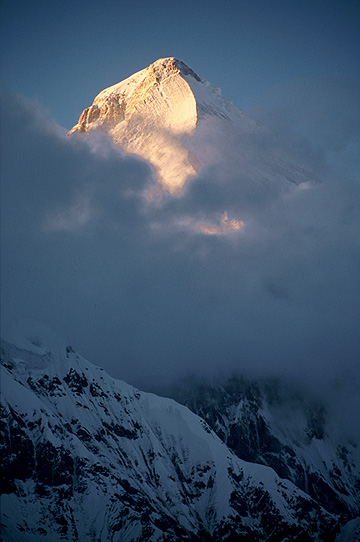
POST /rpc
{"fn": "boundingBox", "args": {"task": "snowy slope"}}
[0,325,338,541]
[68,57,314,194]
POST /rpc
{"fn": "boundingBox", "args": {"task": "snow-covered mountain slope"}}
[68,57,314,193]
[1,327,339,541]
[169,376,360,525]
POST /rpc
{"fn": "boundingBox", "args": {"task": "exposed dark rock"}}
[64,368,89,393]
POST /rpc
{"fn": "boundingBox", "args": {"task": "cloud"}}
[198,211,244,235]
[248,76,360,181]
[44,193,95,232]
[1,89,359,404]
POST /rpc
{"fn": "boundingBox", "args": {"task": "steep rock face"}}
[0,330,338,541]
[69,58,200,193]
[170,376,360,523]
[68,57,259,193]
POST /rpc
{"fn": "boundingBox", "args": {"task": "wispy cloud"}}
[44,194,95,232]
[199,211,244,235]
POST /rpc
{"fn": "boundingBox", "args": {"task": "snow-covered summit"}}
[68,58,316,195]
[68,57,257,193]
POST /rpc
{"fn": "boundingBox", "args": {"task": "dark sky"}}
[1,0,359,400]
[1,0,359,127]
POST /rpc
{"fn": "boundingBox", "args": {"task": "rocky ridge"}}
[0,328,342,541]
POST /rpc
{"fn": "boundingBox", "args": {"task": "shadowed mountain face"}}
[169,376,360,522]
[0,329,344,542]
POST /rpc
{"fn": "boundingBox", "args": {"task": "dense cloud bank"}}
[1,90,359,404]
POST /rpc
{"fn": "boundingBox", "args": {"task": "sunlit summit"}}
[68,57,256,194]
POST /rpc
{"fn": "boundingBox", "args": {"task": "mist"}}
[1,87,359,402]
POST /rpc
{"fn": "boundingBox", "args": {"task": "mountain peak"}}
[68,59,311,195]
[68,58,246,193]
[150,57,203,82]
